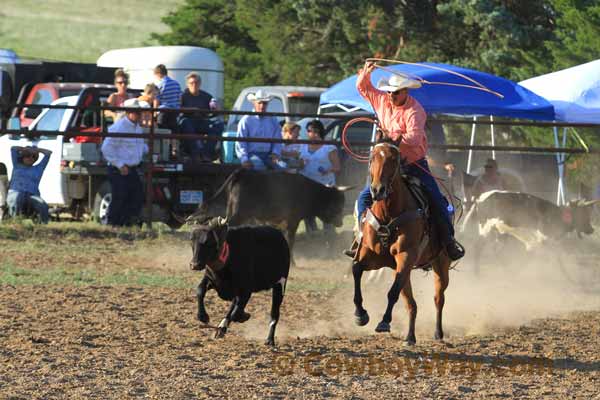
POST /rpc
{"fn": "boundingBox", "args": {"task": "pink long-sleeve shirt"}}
[356,68,428,164]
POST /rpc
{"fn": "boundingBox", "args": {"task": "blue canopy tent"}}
[319,62,555,120]
[320,62,563,202]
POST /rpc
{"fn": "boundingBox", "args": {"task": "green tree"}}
[151,0,264,106]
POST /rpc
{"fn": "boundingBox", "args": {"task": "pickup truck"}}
[0,86,237,226]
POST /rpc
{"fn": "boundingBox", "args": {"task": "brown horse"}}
[352,142,451,344]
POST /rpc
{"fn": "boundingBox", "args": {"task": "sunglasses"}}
[388,90,403,96]
[115,80,127,85]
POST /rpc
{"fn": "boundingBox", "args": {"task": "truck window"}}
[288,97,320,115]
[35,106,67,137]
[32,89,54,106]
[226,96,285,131]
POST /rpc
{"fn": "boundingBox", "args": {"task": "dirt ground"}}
[1,226,599,399]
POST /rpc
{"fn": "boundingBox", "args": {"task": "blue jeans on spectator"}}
[247,152,287,170]
[178,117,223,159]
[356,158,454,236]
[106,166,144,227]
[6,190,49,223]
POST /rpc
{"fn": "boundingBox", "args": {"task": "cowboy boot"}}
[436,215,465,261]
[446,237,465,261]
[343,238,359,258]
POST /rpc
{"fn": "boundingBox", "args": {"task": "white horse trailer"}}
[97,46,224,104]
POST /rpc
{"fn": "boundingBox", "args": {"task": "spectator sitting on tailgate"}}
[178,73,223,162]
[235,90,286,170]
[105,68,134,122]
[6,146,52,224]
[153,64,182,133]
[472,158,507,200]
[280,122,303,170]
[137,83,160,128]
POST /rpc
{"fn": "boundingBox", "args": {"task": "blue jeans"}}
[247,152,286,170]
[178,117,224,158]
[356,158,454,236]
[6,190,49,224]
[107,166,144,226]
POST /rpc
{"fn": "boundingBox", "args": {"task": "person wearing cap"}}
[235,90,285,170]
[346,61,464,261]
[101,98,149,226]
[6,146,52,223]
[472,158,506,200]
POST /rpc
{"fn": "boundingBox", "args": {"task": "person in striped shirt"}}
[154,64,182,133]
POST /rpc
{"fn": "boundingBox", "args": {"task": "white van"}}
[0,96,78,210]
[97,46,224,103]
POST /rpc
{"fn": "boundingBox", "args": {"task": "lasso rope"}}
[341,117,374,163]
[366,57,504,99]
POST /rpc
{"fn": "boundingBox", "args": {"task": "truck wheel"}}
[93,181,111,225]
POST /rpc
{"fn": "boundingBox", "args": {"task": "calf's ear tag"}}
[218,241,230,264]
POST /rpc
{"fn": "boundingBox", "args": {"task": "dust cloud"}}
[237,230,600,342]
[158,225,599,342]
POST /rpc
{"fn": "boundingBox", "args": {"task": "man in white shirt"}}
[101,98,149,226]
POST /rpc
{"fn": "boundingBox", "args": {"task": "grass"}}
[0,0,183,62]
[0,218,356,291]
[0,263,191,287]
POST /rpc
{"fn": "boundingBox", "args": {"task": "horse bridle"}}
[366,142,425,249]
[370,142,403,200]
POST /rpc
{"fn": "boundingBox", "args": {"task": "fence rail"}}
[1,102,597,227]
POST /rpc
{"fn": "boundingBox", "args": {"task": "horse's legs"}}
[352,262,369,326]
[376,253,412,333]
[400,280,417,344]
[432,257,450,341]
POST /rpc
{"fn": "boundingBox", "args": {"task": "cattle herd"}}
[185,169,598,346]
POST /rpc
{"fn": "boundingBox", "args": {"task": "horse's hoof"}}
[214,327,226,339]
[232,311,251,323]
[264,338,275,346]
[375,321,391,333]
[354,310,369,326]
[403,339,416,347]
[434,331,444,341]
[197,313,210,324]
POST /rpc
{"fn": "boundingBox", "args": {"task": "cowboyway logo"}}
[272,352,553,380]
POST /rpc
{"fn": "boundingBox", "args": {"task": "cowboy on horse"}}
[345,61,465,261]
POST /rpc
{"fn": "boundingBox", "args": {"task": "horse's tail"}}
[186,168,243,223]
[204,168,243,207]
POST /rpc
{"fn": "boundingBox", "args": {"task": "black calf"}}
[190,217,290,346]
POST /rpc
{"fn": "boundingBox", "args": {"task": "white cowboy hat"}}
[377,74,422,92]
[246,89,273,102]
[123,98,150,109]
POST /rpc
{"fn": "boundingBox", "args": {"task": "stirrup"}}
[343,237,360,258]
